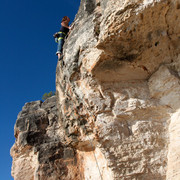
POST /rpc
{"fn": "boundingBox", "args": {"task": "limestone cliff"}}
[11,96,81,180]
[11,0,180,179]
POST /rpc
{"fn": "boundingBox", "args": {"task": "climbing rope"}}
[87,135,103,180]
[68,82,103,179]
[82,99,103,180]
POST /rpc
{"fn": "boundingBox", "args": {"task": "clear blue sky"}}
[0,0,80,179]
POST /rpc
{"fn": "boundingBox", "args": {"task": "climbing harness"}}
[54,31,67,42]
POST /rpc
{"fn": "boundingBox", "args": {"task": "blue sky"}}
[0,0,80,179]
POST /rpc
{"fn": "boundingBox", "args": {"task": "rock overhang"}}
[88,0,180,82]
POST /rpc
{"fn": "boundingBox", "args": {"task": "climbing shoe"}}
[58,55,64,61]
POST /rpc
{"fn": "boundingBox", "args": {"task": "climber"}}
[54,16,70,61]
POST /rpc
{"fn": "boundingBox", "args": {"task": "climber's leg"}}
[56,39,64,60]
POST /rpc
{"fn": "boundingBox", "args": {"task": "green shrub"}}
[42,91,55,101]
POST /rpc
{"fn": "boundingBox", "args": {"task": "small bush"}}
[42,91,55,101]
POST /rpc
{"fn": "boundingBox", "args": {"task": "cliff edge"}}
[11,0,180,179]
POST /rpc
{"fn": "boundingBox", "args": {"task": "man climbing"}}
[54,16,70,61]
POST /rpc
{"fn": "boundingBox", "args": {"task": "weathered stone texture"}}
[11,96,80,180]
[56,0,180,179]
[11,0,180,179]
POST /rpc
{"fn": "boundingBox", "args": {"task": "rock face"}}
[11,0,180,179]
[11,96,80,180]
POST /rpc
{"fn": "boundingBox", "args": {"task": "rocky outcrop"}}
[56,0,180,179]
[11,96,80,180]
[11,0,180,179]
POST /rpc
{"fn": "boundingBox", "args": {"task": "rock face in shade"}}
[11,0,180,179]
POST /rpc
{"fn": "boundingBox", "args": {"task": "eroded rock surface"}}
[11,96,80,180]
[11,0,180,179]
[56,0,180,179]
